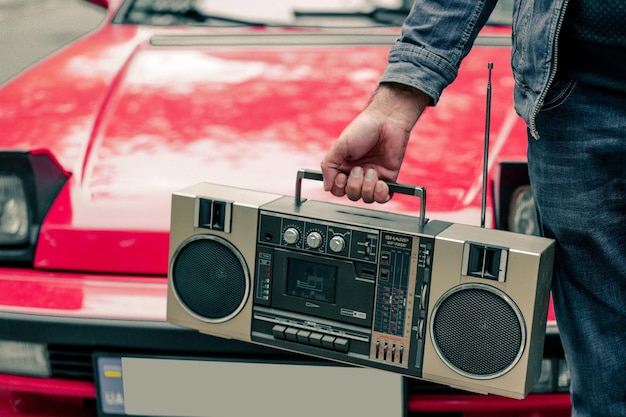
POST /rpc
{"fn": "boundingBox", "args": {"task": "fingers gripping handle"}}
[295,169,427,227]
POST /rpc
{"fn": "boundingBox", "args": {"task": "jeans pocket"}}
[540,77,577,111]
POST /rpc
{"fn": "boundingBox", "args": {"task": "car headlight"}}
[0,174,30,245]
[557,359,571,392]
[0,150,69,263]
[0,340,50,377]
[507,185,540,236]
[532,358,570,393]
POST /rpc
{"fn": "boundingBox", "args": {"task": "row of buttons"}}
[272,325,350,353]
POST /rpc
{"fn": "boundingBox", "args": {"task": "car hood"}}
[0,28,527,275]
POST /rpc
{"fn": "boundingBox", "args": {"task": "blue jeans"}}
[528,78,626,416]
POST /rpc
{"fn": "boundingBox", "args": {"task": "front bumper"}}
[0,268,570,416]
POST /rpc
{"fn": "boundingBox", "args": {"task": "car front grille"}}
[48,345,95,381]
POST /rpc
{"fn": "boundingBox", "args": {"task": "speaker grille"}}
[431,285,524,379]
[172,236,248,322]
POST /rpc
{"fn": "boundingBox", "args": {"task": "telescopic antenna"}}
[480,62,493,229]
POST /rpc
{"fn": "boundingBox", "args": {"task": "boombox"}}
[166,169,555,399]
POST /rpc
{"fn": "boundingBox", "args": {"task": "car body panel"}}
[2,26,526,275]
[0,266,165,319]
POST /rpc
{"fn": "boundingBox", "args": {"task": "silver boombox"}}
[166,169,554,399]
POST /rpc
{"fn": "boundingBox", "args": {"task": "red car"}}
[0,0,570,415]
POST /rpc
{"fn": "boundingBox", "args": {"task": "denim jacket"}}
[380,0,568,139]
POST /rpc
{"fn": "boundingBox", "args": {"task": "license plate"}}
[95,355,405,417]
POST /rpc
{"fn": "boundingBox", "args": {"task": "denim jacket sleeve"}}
[380,0,499,105]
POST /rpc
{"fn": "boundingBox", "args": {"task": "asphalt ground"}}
[0,0,106,85]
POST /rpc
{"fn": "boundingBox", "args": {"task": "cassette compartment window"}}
[286,258,337,303]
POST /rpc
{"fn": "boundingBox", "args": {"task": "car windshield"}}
[117,0,513,28]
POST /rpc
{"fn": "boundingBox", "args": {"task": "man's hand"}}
[320,83,430,203]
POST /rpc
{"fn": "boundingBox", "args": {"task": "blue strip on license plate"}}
[96,356,126,416]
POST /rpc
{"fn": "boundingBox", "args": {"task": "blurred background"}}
[0,0,106,84]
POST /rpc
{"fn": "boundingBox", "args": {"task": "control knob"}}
[283,227,300,245]
[329,235,346,253]
[306,231,323,249]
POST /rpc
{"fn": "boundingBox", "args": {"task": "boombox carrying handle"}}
[295,168,427,227]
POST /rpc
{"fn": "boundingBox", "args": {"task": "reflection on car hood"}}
[0,28,527,275]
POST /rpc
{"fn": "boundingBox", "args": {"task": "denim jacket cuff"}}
[380,42,458,106]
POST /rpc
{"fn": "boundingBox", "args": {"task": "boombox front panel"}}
[166,182,555,399]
